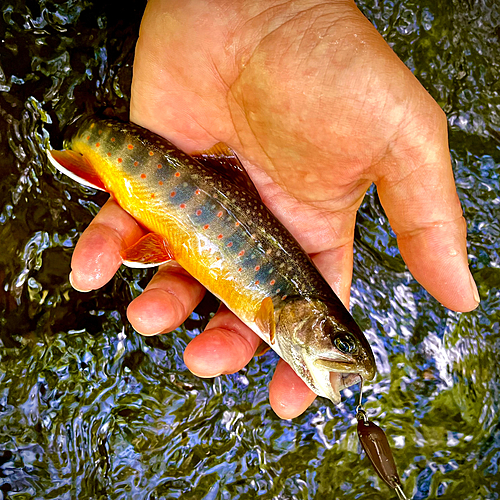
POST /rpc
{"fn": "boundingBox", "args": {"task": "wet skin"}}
[70,0,479,418]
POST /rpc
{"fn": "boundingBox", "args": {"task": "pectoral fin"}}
[255,297,276,344]
[121,233,174,268]
[48,150,107,191]
[254,341,271,357]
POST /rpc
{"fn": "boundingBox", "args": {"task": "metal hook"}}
[355,378,369,423]
[395,484,409,500]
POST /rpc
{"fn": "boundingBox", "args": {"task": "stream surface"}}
[0,1,499,499]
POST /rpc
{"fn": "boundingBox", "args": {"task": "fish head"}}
[275,297,376,404]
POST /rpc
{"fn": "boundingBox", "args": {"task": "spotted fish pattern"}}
[50,116,368,362]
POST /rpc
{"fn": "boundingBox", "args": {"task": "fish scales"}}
[74,119,339,320]
[50,116,376,403]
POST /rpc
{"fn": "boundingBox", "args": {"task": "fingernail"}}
[469,272,480,304]
[69,271,90,292]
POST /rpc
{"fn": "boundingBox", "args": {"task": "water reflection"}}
[0,0,499,498]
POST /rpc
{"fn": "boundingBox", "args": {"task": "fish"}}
[48,116,376,404]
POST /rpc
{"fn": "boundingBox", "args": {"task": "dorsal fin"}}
[190,143,260,198]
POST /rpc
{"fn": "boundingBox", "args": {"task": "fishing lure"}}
[356,382,409,499]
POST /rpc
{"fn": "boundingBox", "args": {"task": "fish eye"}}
[333,333,357,354]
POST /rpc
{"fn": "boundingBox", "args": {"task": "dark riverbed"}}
[0,1,499,498]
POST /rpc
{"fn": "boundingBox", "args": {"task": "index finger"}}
[70,198,145,292]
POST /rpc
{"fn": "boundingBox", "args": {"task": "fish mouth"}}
[313,357,355,373]
[312,358,363,403]
[306,357,367,404]
[329,372,362,401]
[314,357,375,381]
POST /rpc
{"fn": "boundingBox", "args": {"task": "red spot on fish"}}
[216,256,221,261]
[227,242,233,247]
[175,172,180,177]
[255,265,260,271]
[134,161,139,167]
[149,151,154,156]
[255,280,260,285]
[196,210,202,216]
[217,234,223,239]
[195,189,201,195]
[204,224,210,230]
[127,144,134,150]
[117,158,122,163]
[157,164,162,169]
[95,142,100,147]
[151,194,155,199]
[217,211,223,218]
[170,191,176,197]
[86,135,90,141]
[282,295,288,300]
[107,152,111,157]
[111,137,115,142]
[270,279,276,285]
[238,267,243,272]
[180,203,186,209]
[276,288,281,294]
[141,174,146,179]
[238,250,245,256]
[235,222,240,227]
[158,181,163,186]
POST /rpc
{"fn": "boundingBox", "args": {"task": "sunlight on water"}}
[0,0,499,498]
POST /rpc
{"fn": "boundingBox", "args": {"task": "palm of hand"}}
[70,0,478,418]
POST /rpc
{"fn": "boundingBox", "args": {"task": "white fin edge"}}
[47,150,107,192]
[121,260,166,269]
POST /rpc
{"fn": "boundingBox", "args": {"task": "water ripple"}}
[0,0,499,498]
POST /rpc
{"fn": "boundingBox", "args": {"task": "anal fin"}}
[121,233,174,268]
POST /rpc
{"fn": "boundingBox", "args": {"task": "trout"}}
[48,117,376,403]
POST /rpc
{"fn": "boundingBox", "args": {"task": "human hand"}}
[70,0,479,418]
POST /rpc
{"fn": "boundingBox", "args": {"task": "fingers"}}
[127,262,205,335]
[183,304,316,419]
[70,196,322,420]
[183,304,260,377]
[396,217,478,310]
[377,109,479,312]
[70,198,145,292]
[269,360,317,419]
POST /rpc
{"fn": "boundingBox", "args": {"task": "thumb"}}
[376,108,479,312]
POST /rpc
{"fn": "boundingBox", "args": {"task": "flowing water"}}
[0,1,499,498]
